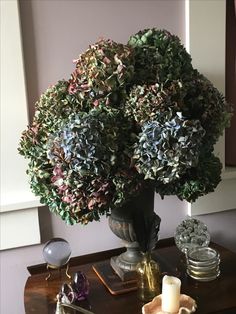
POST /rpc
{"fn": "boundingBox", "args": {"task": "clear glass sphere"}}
[43,238,71,267]
[174,217,210,254]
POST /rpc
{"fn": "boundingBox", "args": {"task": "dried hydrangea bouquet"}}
[19,29,231,229]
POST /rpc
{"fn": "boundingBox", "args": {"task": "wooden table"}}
[24,239,236,314]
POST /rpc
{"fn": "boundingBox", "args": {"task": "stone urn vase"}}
[108,188,161,281]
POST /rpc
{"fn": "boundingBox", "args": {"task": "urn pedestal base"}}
[110,256,137,281]
[110,240,142,281]
[92,259,138,295]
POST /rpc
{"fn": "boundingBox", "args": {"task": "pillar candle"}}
[161,275,181,313]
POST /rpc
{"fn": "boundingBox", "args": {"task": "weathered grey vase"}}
[108,188,156,281]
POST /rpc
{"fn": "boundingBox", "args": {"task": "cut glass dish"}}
[186,247,221,281]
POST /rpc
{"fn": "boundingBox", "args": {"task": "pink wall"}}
[1,1,236,314]
[19,0,186,121]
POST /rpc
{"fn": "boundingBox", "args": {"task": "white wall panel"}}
[185,0,236,215]
[0,0,40,249]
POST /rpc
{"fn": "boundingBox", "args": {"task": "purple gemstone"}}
[73,271,89,300]
[59,271,89,303]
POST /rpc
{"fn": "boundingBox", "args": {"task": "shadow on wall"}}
[19,0,39,122]
[38,206,54,243]
[196,208,236,253]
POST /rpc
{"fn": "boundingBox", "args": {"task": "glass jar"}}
[136,252,161,302]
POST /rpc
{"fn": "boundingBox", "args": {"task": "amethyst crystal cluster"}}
[59,271,89,303]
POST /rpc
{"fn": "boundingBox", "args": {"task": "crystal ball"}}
[43,238,71,267]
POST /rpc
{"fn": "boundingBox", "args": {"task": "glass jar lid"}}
[187,247,219,264]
